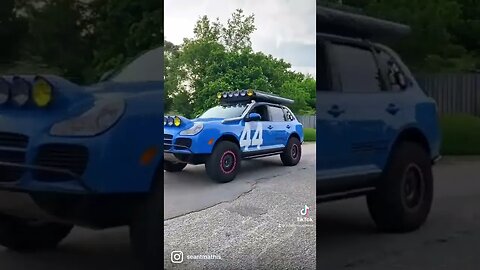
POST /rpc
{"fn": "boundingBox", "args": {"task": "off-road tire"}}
[367,142,433,232]
[0,214,72,252]
[130,168,163,270]
[164,161,187,172]
[281,137,302,166]
[205,141,241,183]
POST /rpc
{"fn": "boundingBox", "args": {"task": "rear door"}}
[327,41,406,175]
[268,105,289,149]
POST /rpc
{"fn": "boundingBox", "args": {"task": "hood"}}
[87,80,163,97]
[194,117,225,123]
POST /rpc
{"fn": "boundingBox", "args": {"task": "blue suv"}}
[164,89,304,183]
[0,47,168,267]
[317,6,441,232]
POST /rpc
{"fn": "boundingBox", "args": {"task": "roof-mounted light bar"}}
[217,89,294,106]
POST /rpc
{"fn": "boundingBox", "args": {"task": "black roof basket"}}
[219,90,294,106]
[317,5,411,42]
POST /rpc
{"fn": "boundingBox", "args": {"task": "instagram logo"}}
[171,251,184,264]
[300,205,310,217]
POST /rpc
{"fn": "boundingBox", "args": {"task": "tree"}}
[23,0,93,82]
[166,10,316,117]
[0,0,28,66]
[320,0,480,72]
[87,0,163,81]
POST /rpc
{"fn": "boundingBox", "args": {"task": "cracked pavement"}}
[163,143,316,269]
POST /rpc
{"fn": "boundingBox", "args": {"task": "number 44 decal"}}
[239,122,263,150]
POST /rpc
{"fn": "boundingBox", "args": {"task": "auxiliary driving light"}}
[164,116,168,126]
[174,116,181,127]
[0,78,10,105]
[247,89,254,97]
[32,77,53,107]
[217,92,222,99]
[167,116,174,126]
[11,77,31,106]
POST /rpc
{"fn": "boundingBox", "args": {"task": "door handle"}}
[386,103,400,115]
[268,125,273,130]
[327,105,345,118]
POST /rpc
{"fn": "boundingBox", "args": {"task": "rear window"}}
[269,106,286,122]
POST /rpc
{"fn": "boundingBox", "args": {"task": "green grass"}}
[441,114,480,155]
[304,128,316,142]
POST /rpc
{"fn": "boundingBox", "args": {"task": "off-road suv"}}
[316,6,441,232]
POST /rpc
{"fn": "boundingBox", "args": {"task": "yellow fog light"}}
[174,116,181,127]
[33,78,53,107]
[247,89,254,96]
[217,92,222,99]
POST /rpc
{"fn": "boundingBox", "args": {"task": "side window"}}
[250,105,270,121]
[377,50,409,91]
[331,43,382,93]
[269,106,286,122]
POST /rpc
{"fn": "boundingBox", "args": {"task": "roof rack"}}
[317,5,411,42]
[218,89,294,106]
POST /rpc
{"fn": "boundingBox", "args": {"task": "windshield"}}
[111,47,163,83]
[199,104,247,119]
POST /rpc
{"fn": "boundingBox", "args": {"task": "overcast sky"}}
[165,0,316,76]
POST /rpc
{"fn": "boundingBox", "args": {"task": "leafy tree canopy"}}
[322,0,480,72]
[166,9,316,118]
[0,0,163,84]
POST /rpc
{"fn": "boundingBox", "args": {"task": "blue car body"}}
[0,47,163,227]
[164,98,304,165]
[316,11,441,200]
[0,77,163,194]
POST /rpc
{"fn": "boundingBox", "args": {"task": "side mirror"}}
[246,113,261,122]
[99,69,115,82]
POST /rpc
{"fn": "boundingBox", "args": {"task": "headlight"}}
[0,78,10,105]
[50,99,125,136]
[32,77,53,107]
[11,77,31,106]
[180,123,204,136]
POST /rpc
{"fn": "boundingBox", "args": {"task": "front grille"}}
[164,134,173,151]
[174,138,192,150]
[0,132,29,148]
[34,144,89,182]
[0,132,29,182]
